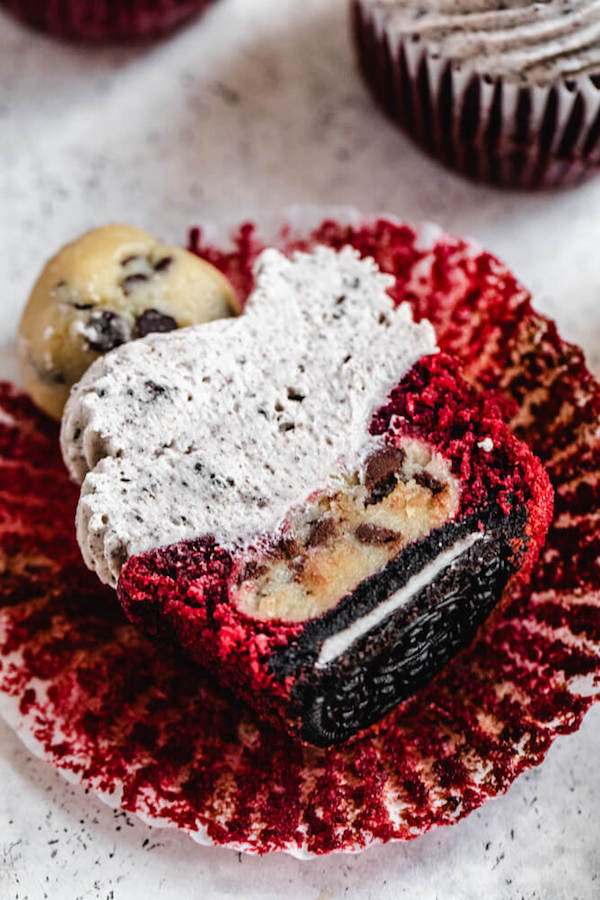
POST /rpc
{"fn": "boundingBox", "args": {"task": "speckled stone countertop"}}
[0,1,599,897]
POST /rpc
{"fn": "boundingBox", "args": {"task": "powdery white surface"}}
[1,0,600,897]
[361,0,600,84]
[62,245,435,586]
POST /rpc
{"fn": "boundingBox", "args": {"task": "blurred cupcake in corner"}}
[1,0,218,42]
[352,0,600,188]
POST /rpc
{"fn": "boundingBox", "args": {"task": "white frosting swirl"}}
[363,0,600,84]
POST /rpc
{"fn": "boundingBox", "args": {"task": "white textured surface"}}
[62,245,435,586]
[1,0,600,897]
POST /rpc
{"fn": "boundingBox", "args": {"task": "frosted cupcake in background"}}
[1,0,217,42]
[353,0,600,188]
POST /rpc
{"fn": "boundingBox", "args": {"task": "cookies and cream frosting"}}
[61,245,437,587]
[361,0,600,84]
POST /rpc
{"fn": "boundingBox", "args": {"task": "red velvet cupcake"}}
[1,0,217,42]
[60,234,552,747]
[353,1,600,188]
[1,211,597,855]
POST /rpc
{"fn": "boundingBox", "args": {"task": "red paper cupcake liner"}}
[1,0,216,42]
[352,0,600,188]
[1,211,599,856]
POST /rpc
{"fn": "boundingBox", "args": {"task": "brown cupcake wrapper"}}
[2,0,215,42]
[353,0,600,188]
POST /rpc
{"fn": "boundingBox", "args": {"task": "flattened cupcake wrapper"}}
[2,0,215,41]
[353,0,600,188]
[1,205,600,855]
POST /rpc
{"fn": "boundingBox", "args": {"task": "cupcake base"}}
[2,0,216,42]
[352,0,600,189]
[0,207,598,855]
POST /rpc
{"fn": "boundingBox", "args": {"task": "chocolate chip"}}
[355,523,400,544]
[279,422,295,432]
[306,518,335,548]
[237,560,268,584]
[121,273,150,295]
[154,256,173,272]
[365,447,406,505]
[414,471,445,495]
[275,536,298,559]
[287,389,305,402]
[85,310,127,353]
[134,309,178,338]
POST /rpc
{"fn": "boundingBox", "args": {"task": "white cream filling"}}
[315,531,485,669]
[61,245,437,587]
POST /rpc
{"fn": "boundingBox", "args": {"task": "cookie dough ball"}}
[18,224,240,420]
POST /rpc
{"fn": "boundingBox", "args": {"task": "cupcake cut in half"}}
[61,244,553,746]
[353,0,600,187]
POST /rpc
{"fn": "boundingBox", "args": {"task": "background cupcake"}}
[353,0,600,188]
[1,0,217,42]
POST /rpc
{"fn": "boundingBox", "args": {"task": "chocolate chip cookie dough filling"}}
[18,225,239,420]
[235,438,459,623]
